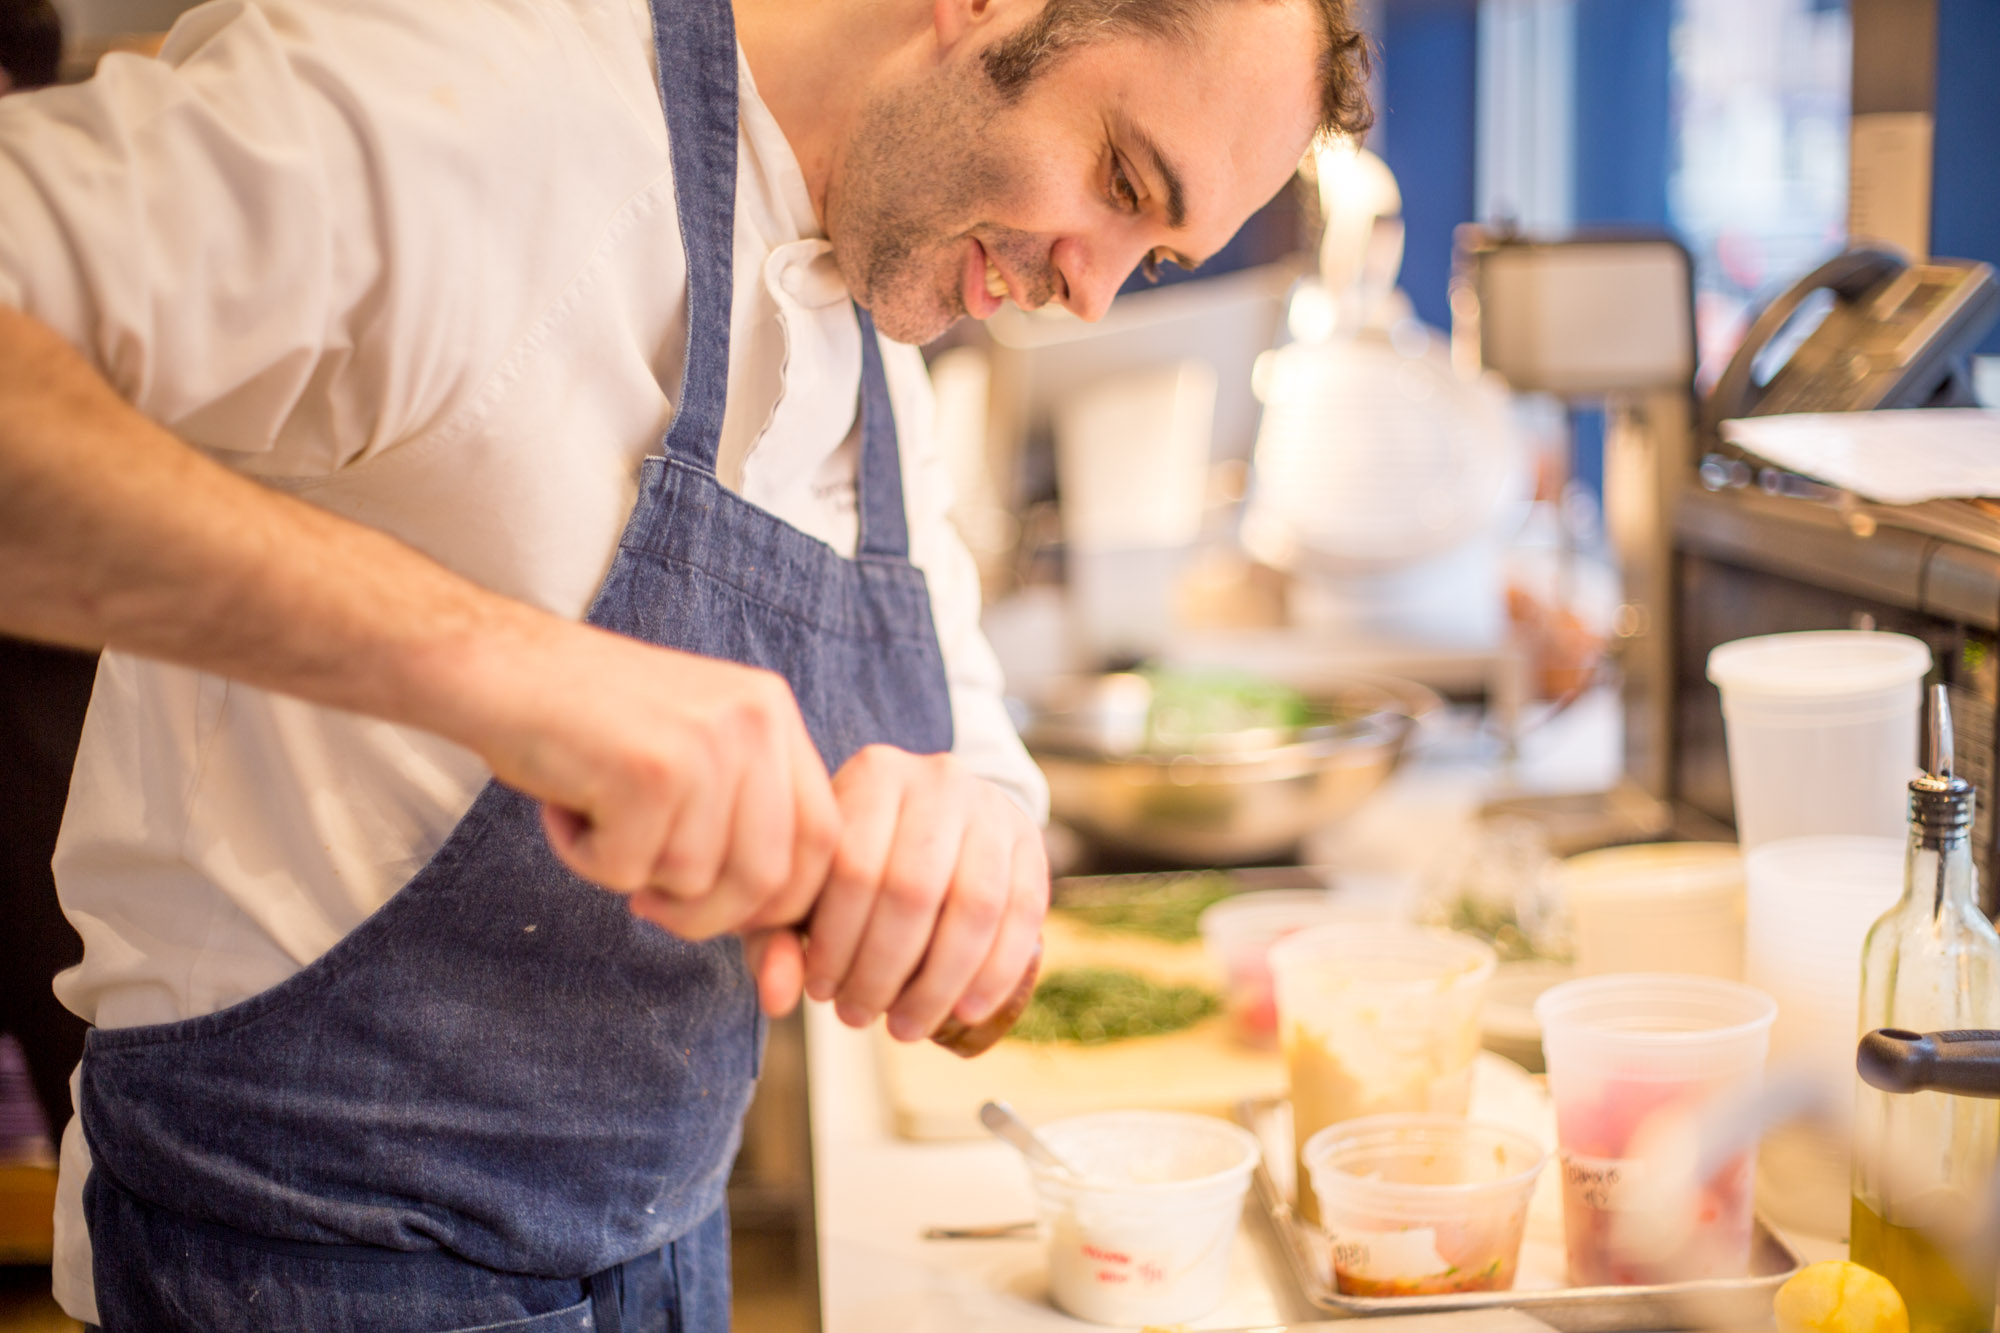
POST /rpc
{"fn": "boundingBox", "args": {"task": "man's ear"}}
[933,0,1004,56]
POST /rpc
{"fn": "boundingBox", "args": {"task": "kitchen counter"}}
[807,1000,1321,1332]
[805,689,1841,1330]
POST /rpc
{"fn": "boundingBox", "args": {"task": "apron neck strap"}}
[649,0,738,472]
[853,306,910,559]
[647,0,913,563]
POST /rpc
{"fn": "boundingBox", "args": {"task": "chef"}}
[0,0,1370,1326]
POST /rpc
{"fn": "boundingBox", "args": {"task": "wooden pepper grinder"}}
[929,940,1043,1058]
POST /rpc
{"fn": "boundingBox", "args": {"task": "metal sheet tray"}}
[1237,1097,1803,1331]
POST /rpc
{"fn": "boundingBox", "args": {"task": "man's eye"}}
[1110,157,1141,212]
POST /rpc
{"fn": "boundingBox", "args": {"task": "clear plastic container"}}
[1557,842,1745,980]
[1024,1111,1261,1326]
[1706,630,1930,850]
[1302,1113,1547,1296]
[1197,890,1382,1048]
[1534,973,1776,1286]
[1269,924,1495,1225]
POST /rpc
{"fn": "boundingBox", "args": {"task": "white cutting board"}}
[874,915,1287,1140]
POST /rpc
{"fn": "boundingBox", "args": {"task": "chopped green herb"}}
[1138,666,1312,751]
[1053,871,1237,944]
[1444,894,1552,964]
[1009,967,1221,1046]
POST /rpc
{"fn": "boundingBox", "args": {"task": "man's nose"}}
[1050,236,1139,323]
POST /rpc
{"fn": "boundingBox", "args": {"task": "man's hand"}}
[474,624,841,948]
[809,747,1048,1039]
[635,745,1047,1034]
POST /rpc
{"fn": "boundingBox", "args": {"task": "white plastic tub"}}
[1706,630,1929,849]
[1557,842,1746,980]
[1024,1110,1261,1325]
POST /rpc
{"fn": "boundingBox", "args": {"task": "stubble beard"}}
[829,63,1033,345]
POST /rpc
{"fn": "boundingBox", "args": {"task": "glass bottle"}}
[1851,687,2000,1333]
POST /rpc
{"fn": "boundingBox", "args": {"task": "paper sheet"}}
[1721,409,2000,505]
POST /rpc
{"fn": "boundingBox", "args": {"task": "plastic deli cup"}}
[1534,974,1777,1286]
[1269,925,1496,1226]
[1706,630,1929,850]
[1558,842,1746,980]
[1024,1111,1261,1326]
[1303,1113,1547,1296]
[1197,890,1384,1048]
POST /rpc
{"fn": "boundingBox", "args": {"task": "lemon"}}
[1774,1260,1910,1333]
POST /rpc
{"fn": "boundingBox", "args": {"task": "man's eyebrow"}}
[1120,118,1187,230]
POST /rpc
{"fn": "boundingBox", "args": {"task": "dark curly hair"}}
[0,0,62,91]
[982,0,1373,144]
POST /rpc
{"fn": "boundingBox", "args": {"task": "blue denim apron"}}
[74,0,952,1323]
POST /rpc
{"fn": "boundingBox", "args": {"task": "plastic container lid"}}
[1705,631,1931,703]
[1558,842,1744,907]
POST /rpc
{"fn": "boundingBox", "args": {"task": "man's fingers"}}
[746,927,806,1017]
[951,830,1049,1024]
[744,728,841,933]
[542,786,676,893]
[802,751,905,1003]
[883,813,1013,1041]
[646,739,732,899]
[832,766,968,1027]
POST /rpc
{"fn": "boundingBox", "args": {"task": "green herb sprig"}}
[1009,966,1220,1046]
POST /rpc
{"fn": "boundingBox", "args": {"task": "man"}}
[0,0,1370,1325]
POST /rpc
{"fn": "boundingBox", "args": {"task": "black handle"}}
[1858,1028,2000,1098]
[1704,246,1908,432]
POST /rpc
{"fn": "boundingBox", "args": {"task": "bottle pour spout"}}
[1928,682,1955,782]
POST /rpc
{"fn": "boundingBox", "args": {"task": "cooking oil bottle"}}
[1852,686,2000,1333]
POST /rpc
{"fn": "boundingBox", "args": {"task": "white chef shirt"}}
[0,0,1047,1317]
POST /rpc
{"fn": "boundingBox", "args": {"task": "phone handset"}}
[1705,246,1909,433]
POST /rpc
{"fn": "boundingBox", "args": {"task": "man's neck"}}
[732,0,933,229]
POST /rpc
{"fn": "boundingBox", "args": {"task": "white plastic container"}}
[1197,889,1387,1048]
[1706,630,1930,849]
[1269,924,1496,1225]
[1744,836,1903,1089]
[1557,842,1746,980]
[1743,836,1904,1238]
[1535,974,1776,1286]
[1025,1111,1261,1325]
[1303,1113,1547,1296]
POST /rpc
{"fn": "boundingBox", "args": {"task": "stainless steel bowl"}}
[1023,673,1441,865]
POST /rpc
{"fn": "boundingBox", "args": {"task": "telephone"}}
[1706,246,2000,434]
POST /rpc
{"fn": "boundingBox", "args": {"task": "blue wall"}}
[1375,0,1479,335]
[1571,0,1674,229]
[1567,0,1677,500]
[1933,0,2000,356]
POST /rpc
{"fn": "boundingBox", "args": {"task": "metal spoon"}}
[978,1100,1086,1181]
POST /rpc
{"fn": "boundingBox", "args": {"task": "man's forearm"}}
[0,303,549,754]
